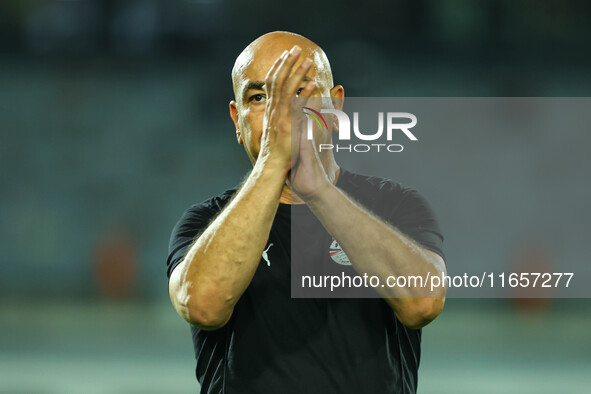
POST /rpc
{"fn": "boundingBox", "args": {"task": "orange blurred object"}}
[93,229,138,300]
[509,240,553,312]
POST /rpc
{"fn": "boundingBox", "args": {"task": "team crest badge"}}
[329,239,352,266]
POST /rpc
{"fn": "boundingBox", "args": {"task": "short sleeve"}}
[166,204,217,278]
[386,188,445,262]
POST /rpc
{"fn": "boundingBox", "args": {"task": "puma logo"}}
[262,243,274,266]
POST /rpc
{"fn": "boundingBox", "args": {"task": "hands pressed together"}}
[259,45,334,202]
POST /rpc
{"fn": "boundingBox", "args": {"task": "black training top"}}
[167,169,445,394]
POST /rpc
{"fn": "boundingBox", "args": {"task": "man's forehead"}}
[234,51,332,100]
[236,44,317,80]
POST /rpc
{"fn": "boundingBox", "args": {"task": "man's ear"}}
[328,85,345,134]
[330,85,345,111]
[229,100,243,145]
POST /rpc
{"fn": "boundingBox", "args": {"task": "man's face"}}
[230,37,339,165]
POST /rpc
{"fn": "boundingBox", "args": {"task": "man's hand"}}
[259,46,316,174]
[288,125,332,202]
[169,45,317,330]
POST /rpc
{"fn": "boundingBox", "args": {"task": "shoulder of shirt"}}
[183,187,238,216]
[339,168,416,197]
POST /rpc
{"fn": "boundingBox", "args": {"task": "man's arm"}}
[168,163,286,330]
[306,184,447,330]
[169,46,316,330]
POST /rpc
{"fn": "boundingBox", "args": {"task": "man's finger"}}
[282,57,314,101]
[271,45,301,99]
[265,50,287,84]
[291,80,316,120]
[290,80,316,168]
[265,50,288,96]
[291,80,317,136]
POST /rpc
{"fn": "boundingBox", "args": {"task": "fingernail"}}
[302,58,312,67]
[290,45,301,56]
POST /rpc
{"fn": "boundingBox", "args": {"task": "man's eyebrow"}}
[243,81,265,98]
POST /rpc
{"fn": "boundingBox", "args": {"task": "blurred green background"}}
[1,1,590,392]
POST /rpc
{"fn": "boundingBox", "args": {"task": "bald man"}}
[167,31,447,393]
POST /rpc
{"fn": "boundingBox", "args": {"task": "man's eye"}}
[251,94,266,103]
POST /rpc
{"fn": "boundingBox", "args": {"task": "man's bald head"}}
[231,31,334,101]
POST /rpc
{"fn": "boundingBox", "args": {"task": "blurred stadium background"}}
[1,1,590,392]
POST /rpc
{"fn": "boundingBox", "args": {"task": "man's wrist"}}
[302,180,337,208]
[253,154,290,181]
